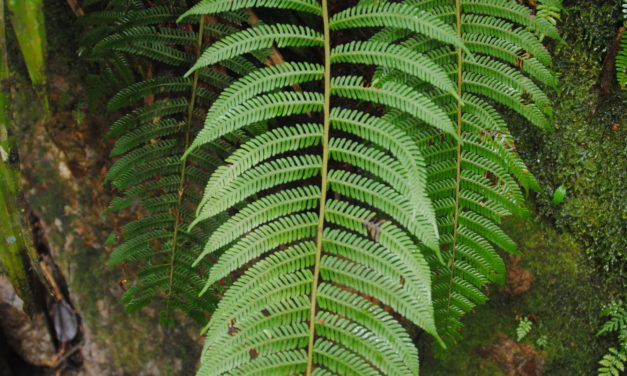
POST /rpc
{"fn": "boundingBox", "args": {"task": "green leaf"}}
[553,184,567,204]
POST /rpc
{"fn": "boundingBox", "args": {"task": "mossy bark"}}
[511,0,626,280]
[0,0,44,318]
[2,2,202,374]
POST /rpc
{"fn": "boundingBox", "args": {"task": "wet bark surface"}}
[0,2,203,375]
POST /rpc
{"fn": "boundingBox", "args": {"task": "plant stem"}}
[444,0,464,339]
[165,16,205,307]
[306,0,331,371]
[6,0,49,116]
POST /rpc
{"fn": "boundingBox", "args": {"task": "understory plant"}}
[597,301,627,376]
[95,0,558,373]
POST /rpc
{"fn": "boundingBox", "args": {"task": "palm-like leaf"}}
[180,0,472,373]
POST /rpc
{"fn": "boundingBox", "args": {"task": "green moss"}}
[421,212,617,375]
[509,0,626,280]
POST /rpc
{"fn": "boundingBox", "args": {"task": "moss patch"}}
[509,0,626,279]
[421,212,617,375]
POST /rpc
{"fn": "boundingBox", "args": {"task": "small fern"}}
[596,301,627,376]
[534,0,563,42]
[516,317,533,341]
[536,334,548,349]
[617,0,627,88]
[598,301,627,347]
[599,348,626,376]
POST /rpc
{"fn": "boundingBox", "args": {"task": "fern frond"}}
[181,0,477,372]
[330,41,458,97]
[95,0,558,369]
[188,24,324,74]
[371,0,557,353]
[195,123,323,215]
[329,3,468,53]
[107,77,193,111]
[92,4,265,324]
[598,348,626,376]
[618,0,627,88]
[204,62,324,126]
[186,91,324,154]
[462,0,560,40]
[179,0,322,20]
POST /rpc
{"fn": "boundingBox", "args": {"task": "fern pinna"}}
[179,0,475,373]
[370,0,558,351]
[83,1,266,324]
[618,0,626,88]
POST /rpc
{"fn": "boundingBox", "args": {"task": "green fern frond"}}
[617,0,627,88]
[188,24,324,74]
[597,300,627,375]
[107,77,193,111]
[179,0,481,372]
[598,348,626,376]
[329,3,468,53]
[93,26,197,54]
[179,0,323,20]
[194,123,323,215]
[90,3,266,324]
[94,0,559,369]
[371,0,556,353]
[462,0,560,40]
[597,301,627,351]
[516,317,533,341]
[330,41,458,97]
